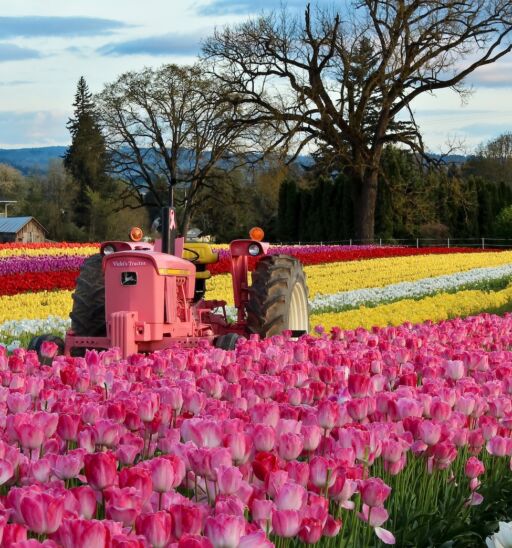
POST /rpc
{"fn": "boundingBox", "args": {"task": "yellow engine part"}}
[182,243,219,265]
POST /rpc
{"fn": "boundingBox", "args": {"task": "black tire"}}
[215,333,240,350]
[70,253,106,337]
[27,334,64,359]
[246,254,309,338]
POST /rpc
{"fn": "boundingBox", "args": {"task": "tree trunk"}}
[354,167,379,241]
[180,209,191,240]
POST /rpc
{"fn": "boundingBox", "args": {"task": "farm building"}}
[0,216,47,243]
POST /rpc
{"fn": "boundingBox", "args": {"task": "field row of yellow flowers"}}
[311,283,512,332]
[206,250,512,301]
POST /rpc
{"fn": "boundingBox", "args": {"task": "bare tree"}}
[96,63,256,235]
[203,1,512,239]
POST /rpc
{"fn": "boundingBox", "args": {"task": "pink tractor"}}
[29,209,309,358]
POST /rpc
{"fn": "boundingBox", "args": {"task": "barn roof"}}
[0,216,47,234]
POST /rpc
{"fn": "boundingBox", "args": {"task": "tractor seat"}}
[182,243,219,265]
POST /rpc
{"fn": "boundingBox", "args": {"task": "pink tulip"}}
[359,478,391,507]
[275,482,307,511]
[205,513,245,548]
[252,424,275,452]
[465,457,485,479]
[216,465,242,495]
[55,518,108,548]
[149,457,175,493]
[418,420,442,446]
[299,517,323,545]
[486,435,509,457]
[271,509,301,538]
[0,458,14,485]
[250,499,275,530]
[104,486,142,526]
[3,523,28,545]
[57,414,81,442]
[317,400,338,430]
[20,491,64,534]
[70,486,97,520]
[238,531,273,548]
[309,456,337,488]
[52,453,83,480]
[277,432,303,461]
[301,424,322,452]
[16,423,44,450]
[135,512,173,548]
[348,373,371,398]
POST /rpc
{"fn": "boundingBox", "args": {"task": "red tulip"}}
[57,414,81,442]
[252,452,279,482]
[170,503,203,538]
[84,452,117,491]
[119,466,153,504]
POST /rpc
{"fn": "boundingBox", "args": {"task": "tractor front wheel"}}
[247,254,309,338]
[70,253,106,337]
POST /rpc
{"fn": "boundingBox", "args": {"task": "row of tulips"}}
[1,314,512,545]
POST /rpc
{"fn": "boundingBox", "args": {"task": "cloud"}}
[467,62,512,88]
[98,32,204,57]
[0,43,41,62]
[0,16,128,39]
[196,0,325,15]
[457,122,512,138]
[0,80,33,86]
[0,111,69,147]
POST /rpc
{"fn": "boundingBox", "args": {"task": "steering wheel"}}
[184,247,201,263]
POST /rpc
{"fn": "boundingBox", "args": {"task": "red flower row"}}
[0,271,79,296]
[0,246,493,296]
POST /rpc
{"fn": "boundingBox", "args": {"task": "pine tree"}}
[64,77,111,238]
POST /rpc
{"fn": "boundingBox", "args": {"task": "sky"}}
[0,0,511,152]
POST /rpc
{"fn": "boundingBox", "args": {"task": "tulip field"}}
[2,243,512,546]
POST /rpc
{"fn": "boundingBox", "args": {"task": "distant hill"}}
[0,146,467,176]
[0,146,67,175]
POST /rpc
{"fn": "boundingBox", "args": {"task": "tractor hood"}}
[103,250,196,276]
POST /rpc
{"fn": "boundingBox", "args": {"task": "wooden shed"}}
[0,216,47,243]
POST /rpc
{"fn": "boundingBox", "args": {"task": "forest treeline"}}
[277,144,512,242]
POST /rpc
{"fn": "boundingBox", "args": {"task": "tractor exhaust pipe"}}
[161,206,178,255]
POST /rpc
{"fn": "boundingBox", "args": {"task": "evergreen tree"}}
[64,77,112,239]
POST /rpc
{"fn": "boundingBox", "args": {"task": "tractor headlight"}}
[103,245,116,255]
[248,243,261,256]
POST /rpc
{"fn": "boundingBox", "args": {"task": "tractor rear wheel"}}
[70,253,106,337]
[247,254,309,338]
